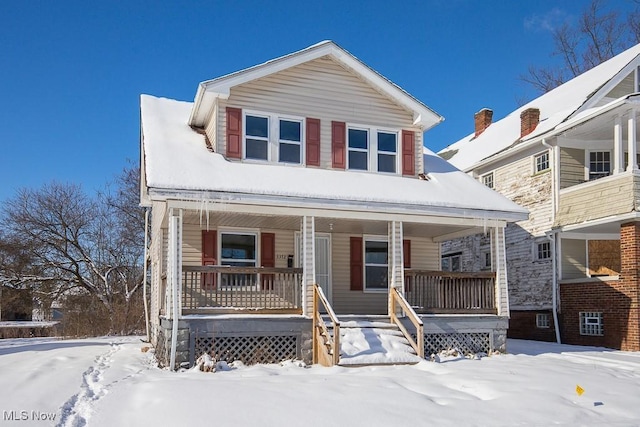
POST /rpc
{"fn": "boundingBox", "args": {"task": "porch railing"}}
[404,270,496,314]
[313,284,341,367]
[390,287,424,358]
[181,266,302,313]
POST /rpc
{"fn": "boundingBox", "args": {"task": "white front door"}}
[297,233,332,302]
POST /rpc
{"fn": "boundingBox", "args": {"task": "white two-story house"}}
[140,41,527,368]
[440,43,640,351]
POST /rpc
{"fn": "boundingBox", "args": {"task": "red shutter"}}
[202,230,217,289]
[226,107,242,159]
[332,121,346,169]
[350,237,363,291]
[306,118,321,167]
[403,239,411,292]
[402,130,415,176]
[261,232,276,290]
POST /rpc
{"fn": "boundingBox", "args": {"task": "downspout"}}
[168,209,181,371]
[142,207,150,342]
[545,230,562,344]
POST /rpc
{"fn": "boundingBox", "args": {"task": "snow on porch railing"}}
[404,270,496,314]
[181,266,302,312]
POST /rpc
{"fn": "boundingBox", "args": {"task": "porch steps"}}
[324,317,423,366]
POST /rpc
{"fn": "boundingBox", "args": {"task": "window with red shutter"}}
[350,237,363,291]
[402,130,415,176]
[226,107,242,159]
[306,118,321,166]
[201,230,217,289]
[332,121,346,169]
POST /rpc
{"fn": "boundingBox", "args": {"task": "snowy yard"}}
[1,337,639,426]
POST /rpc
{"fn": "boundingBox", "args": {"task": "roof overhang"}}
[188,41,443,130]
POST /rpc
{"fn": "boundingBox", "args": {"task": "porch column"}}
[301,216,315,317]
[614,116,624,174]
[491,226,508,316]
[387,220,404,315]
[167,208,183,320]
[627,110,638,172]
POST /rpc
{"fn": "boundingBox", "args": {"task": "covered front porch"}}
[155,198,511,367]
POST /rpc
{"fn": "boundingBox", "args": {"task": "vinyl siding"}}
[559,147,585,189]
[561,239,587,280]
[214,56,423,176]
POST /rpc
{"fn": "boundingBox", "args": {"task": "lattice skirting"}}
[193,333,299,365]
[422,332,492,356]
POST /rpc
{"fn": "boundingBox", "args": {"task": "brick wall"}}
[508,310,557,342]
[559,222,640,351]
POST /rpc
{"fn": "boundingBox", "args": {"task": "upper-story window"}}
[279,119,302,164]
[534,152,549,173]
[347,125,399,173]
[481,172,494,189]
[244,112,304,164]
[588,151,611,181]
[245,114,269,161]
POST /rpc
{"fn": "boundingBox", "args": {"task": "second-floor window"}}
[534,152,549,173]
[347,126,399,173]
[244,112,304,164]
[535,241,551,260]
[588,151,611,180]
[441,252,461,272]
[481,172,494,189]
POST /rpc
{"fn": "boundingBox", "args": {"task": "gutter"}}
[545,230,562,344]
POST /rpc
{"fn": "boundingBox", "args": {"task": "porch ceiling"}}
[181,210,486,239]
[560,103,639,143]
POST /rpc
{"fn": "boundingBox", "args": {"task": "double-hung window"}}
[482,172,494,189]
[535,241,551,260]
[534,152,549,173]
[278,119,302,164]
[347,125,400,173]
[245,115,269,161]
[588,151,611,180]
[364,238,388,291]
[348,128,369,170]
[441,252,461,272]
[377,131,397,173]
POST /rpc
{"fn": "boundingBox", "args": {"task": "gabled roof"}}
[188,40,443,130]
[440,43,640,171]
[141,95,527,221]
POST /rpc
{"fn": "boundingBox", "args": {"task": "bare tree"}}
[522,0,638,93]
[0,166,145,335]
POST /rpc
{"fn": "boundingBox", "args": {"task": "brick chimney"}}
[474,108,493,137]
[520,107,540,138]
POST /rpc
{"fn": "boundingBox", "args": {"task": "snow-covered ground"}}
[1,337,639,426]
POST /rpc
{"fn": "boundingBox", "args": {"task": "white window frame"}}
[585,150,612,181]
[346,124,400,174]
[363,235,388,292]
[534,151,550,173]
[277,116,304,165]
[536,313,550,328]
[534,240,551,261]
[481,172,494,189]
[243,110,305,165]
[218,229,259,289]
[580,312,603,336]
[480,249,492,270]
[243,112,270,162]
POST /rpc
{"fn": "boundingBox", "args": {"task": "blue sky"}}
[1,0,637,202]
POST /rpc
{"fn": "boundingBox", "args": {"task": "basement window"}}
[580,312,603,336]
[536,313,550,328]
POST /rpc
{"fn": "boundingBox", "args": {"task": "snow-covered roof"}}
[141,95,527,221]
[189,41,443,131]
[440,43,640,171]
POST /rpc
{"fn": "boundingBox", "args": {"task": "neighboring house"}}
[439,43,640,351]
[140,41,527,369]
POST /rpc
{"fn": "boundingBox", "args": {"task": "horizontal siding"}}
[559,147,584,189]
[556,173,635,226]
[216,56,422,175]
[561,239,587,280]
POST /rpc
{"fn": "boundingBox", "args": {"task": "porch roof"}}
[140,95,527,222]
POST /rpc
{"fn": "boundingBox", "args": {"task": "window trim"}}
[481,172,494,189]
[346,123,400,174]
[218,229,259,267]
[534,151,550,173]
[363,235,388,292]
[585,150,612,181]
[243,110,306,165]
[580,311,603,336]
[534,240,551,261]
[536,313,550,329]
